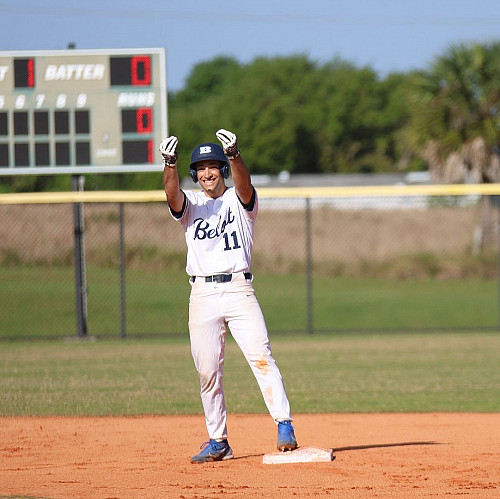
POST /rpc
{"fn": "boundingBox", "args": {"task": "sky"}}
[1,0,499,93]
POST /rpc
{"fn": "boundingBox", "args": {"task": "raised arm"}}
[159,136,185,213]
[216,129,254,205]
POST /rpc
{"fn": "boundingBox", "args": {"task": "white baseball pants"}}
[188,272,292,440]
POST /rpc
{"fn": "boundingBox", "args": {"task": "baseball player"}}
[160,129,298,463]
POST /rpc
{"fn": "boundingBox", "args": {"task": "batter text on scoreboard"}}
[0,49,166,173]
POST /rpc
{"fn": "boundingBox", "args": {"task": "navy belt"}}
[192,272,252,283]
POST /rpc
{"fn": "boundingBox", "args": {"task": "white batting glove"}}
[159,136,178,166]
[216,129,240,159]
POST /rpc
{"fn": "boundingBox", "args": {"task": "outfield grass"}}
[1,332,499,416]
[0,265,498,338]
[257,274,498,331]
[0,266,190,338]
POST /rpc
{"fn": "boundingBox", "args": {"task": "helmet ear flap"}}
[189,168,198,183]
[220,162,229,179]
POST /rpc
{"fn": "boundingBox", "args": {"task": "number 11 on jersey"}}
[223,231,241,251]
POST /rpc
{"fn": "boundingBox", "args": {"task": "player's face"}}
[195,160,226,198]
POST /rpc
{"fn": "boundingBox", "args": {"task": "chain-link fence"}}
[1,186,499,340]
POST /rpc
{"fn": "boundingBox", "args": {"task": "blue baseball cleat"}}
[277,420,298,451]
[190,439,234,463]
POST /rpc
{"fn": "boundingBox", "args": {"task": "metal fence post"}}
[119,202,126,338]
[305,197,313,334]
[72,175,88,338]
[495,194,500,332]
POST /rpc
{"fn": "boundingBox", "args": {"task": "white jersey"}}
[170,186,257,276]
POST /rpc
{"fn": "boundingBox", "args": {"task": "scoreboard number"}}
[0,48,167,175]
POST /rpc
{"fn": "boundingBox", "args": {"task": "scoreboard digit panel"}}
[0,48,167,175]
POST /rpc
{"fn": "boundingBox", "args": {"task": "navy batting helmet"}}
[189,143,229,183]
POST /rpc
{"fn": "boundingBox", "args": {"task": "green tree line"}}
[169,55,420,176]
[3,40,500,192]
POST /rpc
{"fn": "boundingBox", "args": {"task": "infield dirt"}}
[1,413,499,498]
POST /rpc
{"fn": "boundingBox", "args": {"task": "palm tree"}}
[409,41,500,250]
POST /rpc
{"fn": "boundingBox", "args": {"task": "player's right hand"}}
[159,136,178,166]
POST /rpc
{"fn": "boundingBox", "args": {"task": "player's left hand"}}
[216,129,240,159]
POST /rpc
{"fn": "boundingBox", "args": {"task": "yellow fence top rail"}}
[1,183,500,204]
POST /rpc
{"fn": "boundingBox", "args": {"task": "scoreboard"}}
[0,48,167,175]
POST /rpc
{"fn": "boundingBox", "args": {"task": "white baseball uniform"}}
[170,186,292,440]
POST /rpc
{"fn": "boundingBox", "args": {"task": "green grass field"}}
[1,332,499,416]
[0,266,498,338]
[2,262,499,417]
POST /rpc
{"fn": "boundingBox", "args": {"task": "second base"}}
[262,446,334,464]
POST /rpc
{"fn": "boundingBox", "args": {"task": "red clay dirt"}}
[1,413,499,498]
